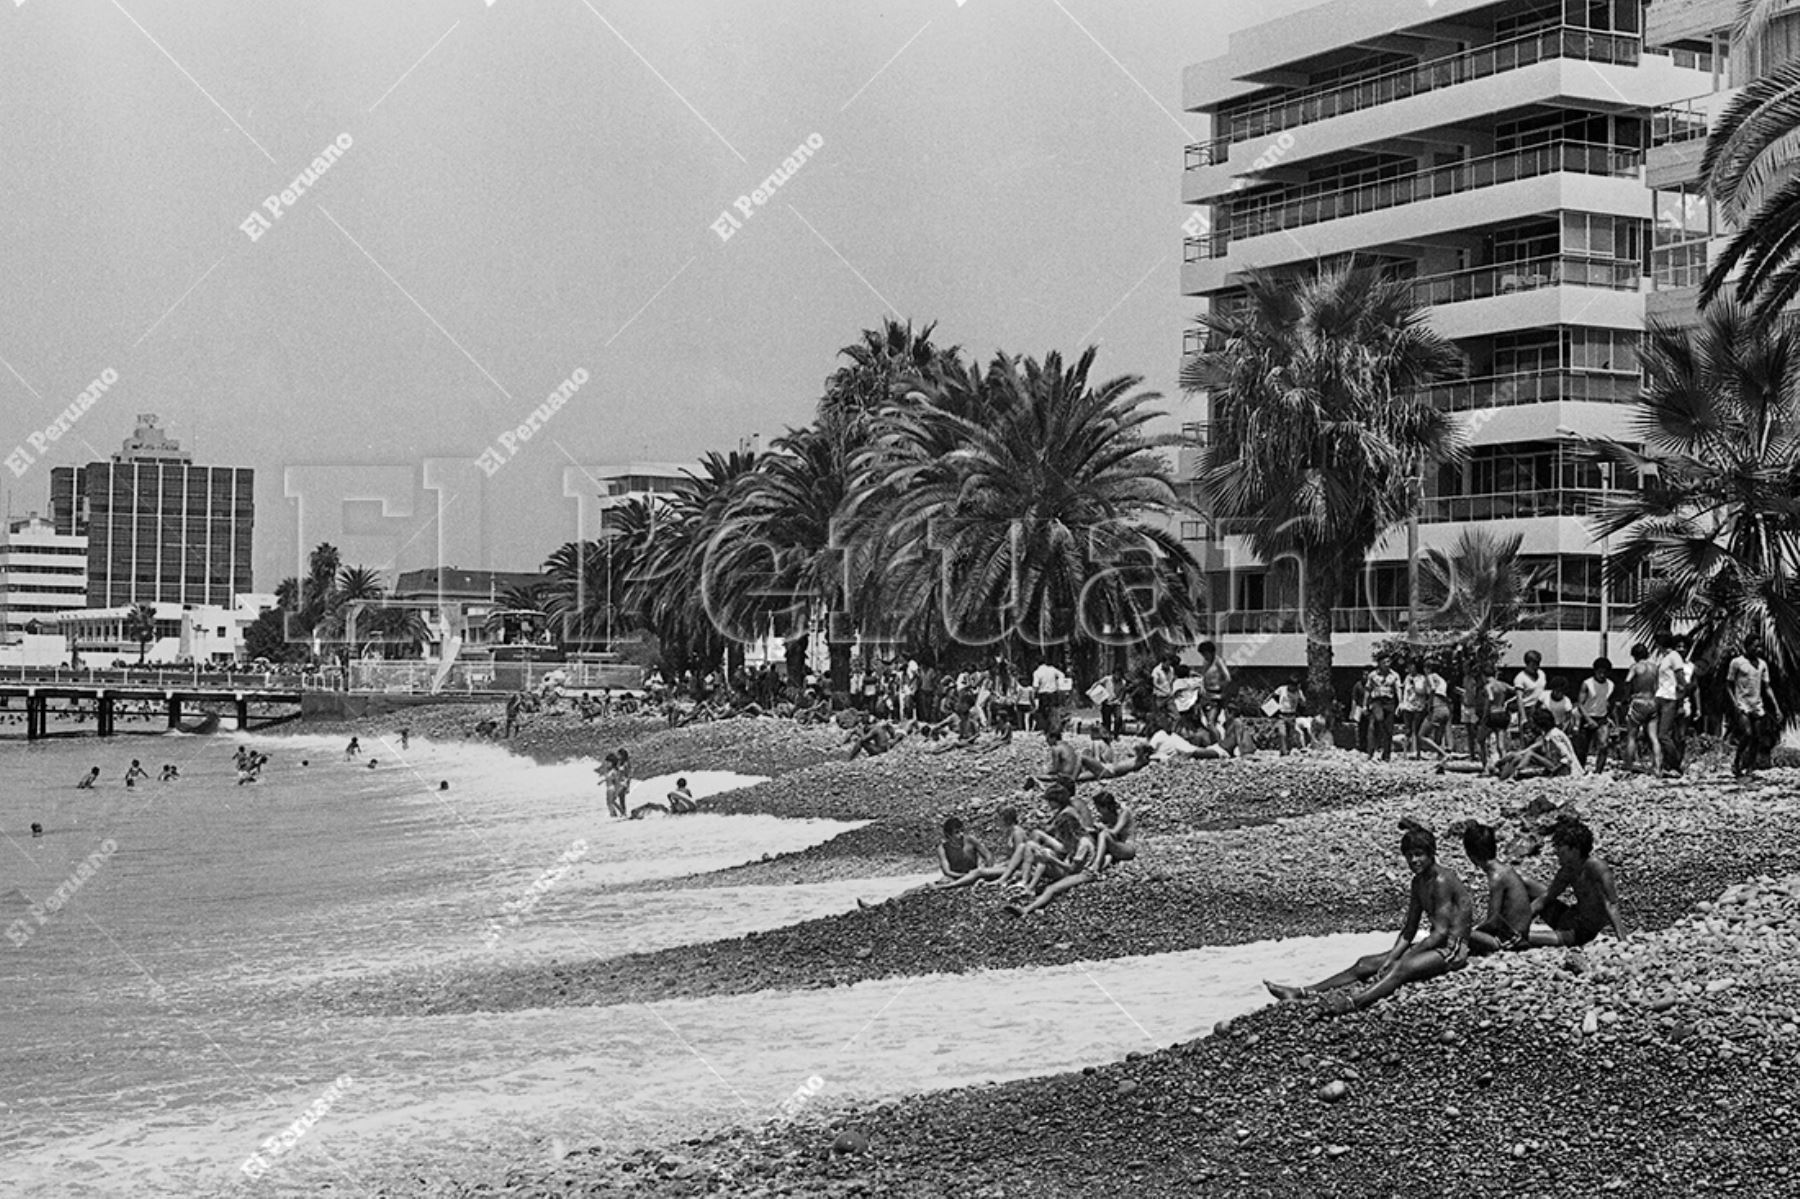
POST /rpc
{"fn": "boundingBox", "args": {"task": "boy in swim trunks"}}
[903,815,993,895]
[1526,817,1628,946]
[1462,821,1542,954]
[1088,791,1136,875]
[1265,818,1473,1013]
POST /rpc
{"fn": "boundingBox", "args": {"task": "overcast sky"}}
[0,0,1325,588]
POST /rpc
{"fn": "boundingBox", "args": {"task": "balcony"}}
[1190,141,1642,260]
[1420,488,1608,523]
[1415,367,1641,413]
[1214,604,1603,636]
[1649,103,1709,149]
[1407,255,1642,307]
[1186,27,1642,169]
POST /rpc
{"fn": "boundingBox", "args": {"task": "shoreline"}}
[287,704,1800,1195]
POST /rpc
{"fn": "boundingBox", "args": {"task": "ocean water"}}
[0,730,1385,1196]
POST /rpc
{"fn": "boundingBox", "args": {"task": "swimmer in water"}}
[123,760,148,788]
[367,759,378,769]
[345,737,361,759]
[76,767,100,790]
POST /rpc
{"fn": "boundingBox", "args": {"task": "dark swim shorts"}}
[1540,901,1604,946]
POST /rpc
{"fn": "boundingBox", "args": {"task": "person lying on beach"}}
[1088,790,1136,875]
[1524,816,1628,947]
[76,767,100,790]
[1265,818,1473,1014]
[1462,821,1542,954]
[1003,791,1096,917]
[1149,727,1227,761]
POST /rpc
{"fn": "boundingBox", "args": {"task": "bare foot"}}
[1002,904,1025,918]
[1264,980,1307,1001]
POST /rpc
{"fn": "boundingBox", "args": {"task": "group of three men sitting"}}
[1266,814,1627,1014]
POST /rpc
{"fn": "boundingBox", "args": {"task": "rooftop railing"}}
[1186,27,1641,169]
[1649,103,1710,148]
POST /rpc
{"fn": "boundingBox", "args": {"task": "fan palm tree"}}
[1416,529,1556,636]
[1181,262,1463,718]
[1586,301,1800,718]
[851,347,1205,673]
[122,603,160,664]
[1696,2,1800,320]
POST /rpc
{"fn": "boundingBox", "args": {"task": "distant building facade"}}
[0,512,88,642]
[50,414,254,609]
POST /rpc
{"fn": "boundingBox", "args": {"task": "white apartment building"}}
[1642,1,1800,323]
[1181,0,1717,677]
[0,513,88,642]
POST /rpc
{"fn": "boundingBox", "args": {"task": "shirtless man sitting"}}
[1462,820,1542,954]
[1003,789,1096,917]
[1266,818,1473,1014]
[847,716,906,760]
[1525,816,1629,947]
[1088,791,1136,875]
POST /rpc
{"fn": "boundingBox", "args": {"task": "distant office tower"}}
[0,512,88,641]
[49,414,254,608]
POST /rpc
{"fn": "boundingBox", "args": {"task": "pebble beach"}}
[290,703,1800,1197]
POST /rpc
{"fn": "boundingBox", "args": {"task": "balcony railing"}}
[1420,488,1609,523]
[1214,604,1604,636]
[1416,367,1642,413]
[1186,27,1642,169]
[1407,254,1642,306]
[1216,141,1642,255]
[1650,103,1710,148]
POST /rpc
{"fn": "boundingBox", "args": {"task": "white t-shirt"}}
[1031,663,1067,695]
[1513,669,1548,710]
[1655,651,1688,701]
[1149,729,1202,759]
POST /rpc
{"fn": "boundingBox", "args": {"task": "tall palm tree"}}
[820,318,958,426]
[123,603,159,664]
[1587,302,1800,717]
[630,451,758,673]
[852,347,1205,673]
[1416,529,1556,637]
[706,417,859,689]
[300,543,341,631]
[1182,263,1463,718]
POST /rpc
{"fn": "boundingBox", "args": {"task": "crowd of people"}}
[1350,633,1783,780]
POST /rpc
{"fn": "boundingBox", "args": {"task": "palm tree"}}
[1696,2,1800,320]
[1417,529,1556,637]
[820,318,958,426]
[707,417,860,689]
[852,347,1205,674]
[123,603,159,664]
[1182,262,1463,718]
[630,451,758,673]
[300,543,341,631]
[542,499,660,650]
[1586,302,1800,718]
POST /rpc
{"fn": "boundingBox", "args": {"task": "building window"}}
[1179,521,1204,541]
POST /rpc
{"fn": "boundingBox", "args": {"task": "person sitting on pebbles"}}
[1087,790,1137,875]
[1265,818,1473,1014]
[904,815,998,895]
[1523,816,1628,947]
[1003,788,1097,918]
[847,715,907,760]
[1462,820,1542,955]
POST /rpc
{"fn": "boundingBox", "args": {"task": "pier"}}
[0,670,304,740]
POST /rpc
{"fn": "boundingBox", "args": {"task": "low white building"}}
[42,597,272,666]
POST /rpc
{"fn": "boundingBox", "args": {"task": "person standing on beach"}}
[1653,632,1693,776]
[1575,658,1617,773]
[1726,636,1781,778]
[1197,641,1230,736]
[504,693,523,740]
[1512,650,1549,731]
[1031,659,1068,735]
[1365,654,1401,762]
[1622,642,1659,773]
[1265,818,1473,1014]
[1150,654,1176,732]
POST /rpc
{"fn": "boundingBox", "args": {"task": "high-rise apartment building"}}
[1181,0,1715,674]
[50,414,255,608]
[0,512,88,642]
[1643,1,1800,323]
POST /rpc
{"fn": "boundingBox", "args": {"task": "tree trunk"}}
[827,608,852,696]
[1303,555,1338,727]
[785,635,809,692]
